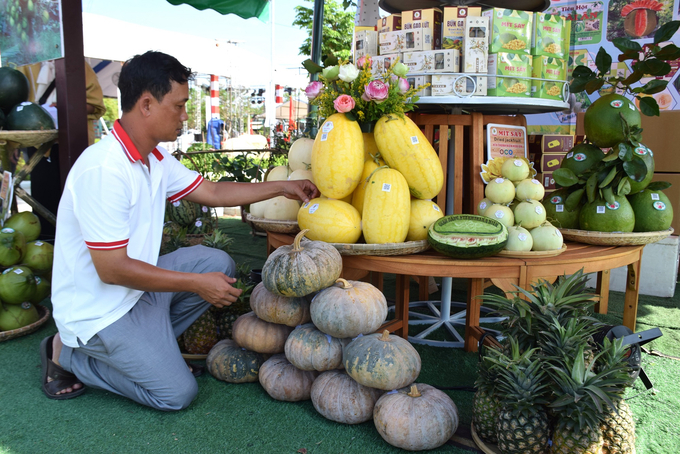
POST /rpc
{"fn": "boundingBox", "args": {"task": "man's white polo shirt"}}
[52,120,203,348]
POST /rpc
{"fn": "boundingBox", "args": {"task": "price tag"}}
[322,121,334,133]
[410,136,419,145]
[320,133,328,142]
[382,183,391,192]
[596,206,606,214]
[308,203,320,214]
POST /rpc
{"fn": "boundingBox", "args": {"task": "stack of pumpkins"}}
[205,230,460,451]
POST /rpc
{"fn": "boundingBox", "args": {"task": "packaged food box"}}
[531,13,567,59]
[402,8,443,50]
[482,8,533,55]
[541,134,574,153]
[402,49,459,73]
[378,14,402,33]
[443,7,482,51]
[463,15,490,73]
[406,75,432,97]
[541,152,567,172]
[354,30,378,59]
[531,56,567,100]
[370,54,402,78]
[487,52,532,97]
[379,29,425,54]
[432,74,487,96]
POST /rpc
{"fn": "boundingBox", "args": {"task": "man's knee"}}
[192,245,236,277]
[154,377,199,411]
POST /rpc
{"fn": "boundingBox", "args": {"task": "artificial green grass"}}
[1,218,679,453]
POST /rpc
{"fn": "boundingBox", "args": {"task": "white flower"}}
[338,64,360,83]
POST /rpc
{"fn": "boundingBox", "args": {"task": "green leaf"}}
[570,76,592,94]
[565,189,585,211]
[653,44,680,61]
[638,96,660,116]
[618,50,639,62]
[617,142,633,162]
[595,47,612,75]
[621,70,644,86]
[324,55,339,67]
[572,65,595,78]
[602,151,619,162]
[612,38,642,53]
[344,111,356,122]
[586,173,598,203]
[553,168,579,187]
[641,79,668,95]
[647,181,672,191]
[302,59,323,74]
[645,60,672,76]
[602,186,615,205]
[599,166,618,188]
[617,176,631,196]
[654,20,680,44]
[585,79,605,94]
[623,156,648,182]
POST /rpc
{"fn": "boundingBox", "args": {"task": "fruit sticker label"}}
[195,220,202,227]
[653,201,666,211]
[566,152,574,159]
[651,193,660,201]
[21,302,32,309]
[1,228,14,234]
[494,210,505,219]
[322,122,334,133]
[382,183,392,192]
[610,100,623,108]
[302,202,309,208]
[634,147,647,156]
[518,233,528,241]
[202,206,209,213]
[172,201,181,207]
[433,204,441,212]
[535,206,544,214]
[597,206,606,214]
[2,268,11,274]
[495,178,504,184]
[574,153,587,161]
[513,159,523,167]
[606,201,620,210]
[320,133,328,141]
[550,195,563,204]
[410,136,419,145]
[556,204,564,212]
[308,203,320,214]
[532,179,541,185]
[13,268,23,274]
[479,201,488,210]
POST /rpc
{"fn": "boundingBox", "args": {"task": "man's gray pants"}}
[59,245,236,411]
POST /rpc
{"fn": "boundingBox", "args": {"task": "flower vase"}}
[359,121,379,162]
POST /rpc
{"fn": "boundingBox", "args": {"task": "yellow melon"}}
[288,138,314,171]
[351,157,385,215]
[297,198,362,243]
[407,199,444,241]
[362,168,410,244]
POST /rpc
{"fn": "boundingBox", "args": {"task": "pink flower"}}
[333,94,355,113]
[305,81,324,100]
[398,77,410,94]
[361,80,389,103]
[356,55,372,69]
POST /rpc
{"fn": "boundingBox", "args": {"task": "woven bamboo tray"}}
[497,244,567,258]
[471,423,501,454]
[559,228,674,246]
[0,304,50,342]
[0,130,58,147]
[329,239,431,256]
[246,213,300,234]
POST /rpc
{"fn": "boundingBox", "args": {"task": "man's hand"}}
[282,179,319,204]
[195,272,243,308]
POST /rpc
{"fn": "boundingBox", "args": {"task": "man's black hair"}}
[118,51,193,113]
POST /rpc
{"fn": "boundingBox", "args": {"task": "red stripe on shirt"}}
[112,120,143,162]
[151,148,164,161]
[85,239,129,250]
[167,175,204,203]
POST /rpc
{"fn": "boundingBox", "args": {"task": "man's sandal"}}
[186,361,204,378]
[40,335,86,400]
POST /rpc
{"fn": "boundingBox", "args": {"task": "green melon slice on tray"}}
[427,214,508,259]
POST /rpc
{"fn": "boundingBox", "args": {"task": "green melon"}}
[560,143,604,176]
[0,67,30,115]
[428,214,508,259]
[0,265,36,304]
[0,301,39,331]
[544,188,581,229]
[5,102,55,131]
[584,94,641,148]
[579,195,635,232]
[628,189,674,232]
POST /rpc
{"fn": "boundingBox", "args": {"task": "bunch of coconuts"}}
[478,158,564,252]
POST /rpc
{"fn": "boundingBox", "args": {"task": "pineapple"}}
[182,309,219,354]
[538,317,597,369]
[472,353,502,443]
[600,398,636,454]
[487,339,551,454]
[549,340,633,454]
[211,261,255,340]
[202,229,234,254]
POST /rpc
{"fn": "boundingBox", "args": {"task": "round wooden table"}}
[267,232,644,352]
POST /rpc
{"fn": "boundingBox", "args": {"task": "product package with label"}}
[463,16,490,73]
[432,74,487,96]
[354,30,378,59]
[406,75,432,97]
[402,49,459,73]
[531,56,567,100]
[378,14,402,33]
[402,8,443,50]
[443,7,482,51]
[487,52,532,97]
[531,13,567,59]
[370,54,403,78]
[379,29,426,54]
[482,8,533,55]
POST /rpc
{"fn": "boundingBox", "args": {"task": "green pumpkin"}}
[284,323,349,371]
[311,370,383,425]
[262,229,342,297]
[343,330,421,391]
[231,311,293,354]
[250,282,311,327]
[206,339,266,384]
[259,354,319,402]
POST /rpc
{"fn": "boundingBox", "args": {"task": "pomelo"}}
[4,211,41,242]
[0,265,36,304]
[485,178,515,204]
[477,198,493,216]
[627,144,655,194]
[515,179,545,201]
[501,158,530,181]
[531,222,564,251]
[21,240,54,275]
[485,204,514,229]
[506,225,533,251]
[543,188,581,229]
[579,194,635,232]
[560,143,604,176]
[584,94,641,148]
[0,301,39,331]
[513,200,547,230]
[628,189,673,232]
[0,228,26,267]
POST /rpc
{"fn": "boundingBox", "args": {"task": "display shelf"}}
[378,0,550,14]
[416,96,570,115]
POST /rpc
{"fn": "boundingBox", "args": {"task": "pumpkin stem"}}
[335,278,353,289]
[379,330,391,342]
[408,384,421,398]
[293,229,309,251]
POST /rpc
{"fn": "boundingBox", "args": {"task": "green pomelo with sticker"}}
[584,94,641,148]
[560,143,604,176]
[0,265,36,305]
[579,194,635,232]
[0,301,39,331]
[627,145,655,194]
[628,189,673,232]
[543,188,580,229]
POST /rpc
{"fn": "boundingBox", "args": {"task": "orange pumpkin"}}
[250,282,311,327]
[231,312,293,354]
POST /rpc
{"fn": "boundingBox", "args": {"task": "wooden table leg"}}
[623,260,642,332]
[465,278,484,352]
[594,269,610,314]
[395,274,410,338]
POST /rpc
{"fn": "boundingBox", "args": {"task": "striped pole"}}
[275,84,283,104]
[210,75,220,118]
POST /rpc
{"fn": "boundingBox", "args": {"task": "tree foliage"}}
[293,0,354,61]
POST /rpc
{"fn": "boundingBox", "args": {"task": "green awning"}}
[166,0,270,22]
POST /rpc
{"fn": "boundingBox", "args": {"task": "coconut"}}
[485,204,514,229]
[0,301,39,331]
[515,179,545,201]
[4,211,40,242]
[31,276,51,304]
[501,158,530,181]
[0,228,26,268]
[506,225,533,251]
[485,178,516,204]
[531,221,564,251]
[514,200,547,230]
[0,265,36,305]
[21,240,53,275]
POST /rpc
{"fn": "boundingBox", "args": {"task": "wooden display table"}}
[267,232,644,352]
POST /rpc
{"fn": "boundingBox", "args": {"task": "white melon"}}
[263,196,301,221]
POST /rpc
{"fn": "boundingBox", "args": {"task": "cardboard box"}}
[402,49,459,73]
[443,7,482,52]
[651,173,680,233]
[432,74,487,96]
[354,30,378,59]
[482,8,533,55]
[370,54,402,78]
[402,8,442,49]
[576,111,680,173]
[406,75,432,97]
[378,14,401,33]
[542,134,574,153]
[531,13,567,59]
[537,171,556,190]
[463,16,489,73]
[531,56,567,100]
[487,52,532,97]
[379,29,425,54]
[541,152,567,172]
